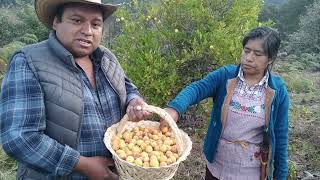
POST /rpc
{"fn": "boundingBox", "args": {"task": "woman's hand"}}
[126,98,151,121]
[159,108,179,130]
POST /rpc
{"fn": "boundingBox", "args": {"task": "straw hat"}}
[35,0,118,28]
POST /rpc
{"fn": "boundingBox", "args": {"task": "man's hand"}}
[74,156,119,180]
[159,108,179,130]
[126,98,151,121]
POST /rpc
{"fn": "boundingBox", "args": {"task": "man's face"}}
[52,4,104,58]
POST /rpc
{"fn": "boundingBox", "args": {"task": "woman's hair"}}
[242,26,281,60]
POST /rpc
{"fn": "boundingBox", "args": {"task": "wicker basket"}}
[104,105,192,180]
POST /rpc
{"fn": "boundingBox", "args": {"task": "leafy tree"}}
[0,0,33,8]
[259,4,279,23]
[0,5,48,47]
[287,0,320,54]
[265,0,286,6]
[0,41,26,61]
[278,0,314,35]
[0,8,23,47]
[108,0,263,106]
[0,57,7,85]
[17,5,49,42]
[259,0,315,40]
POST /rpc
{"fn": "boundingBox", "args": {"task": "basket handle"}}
[116,105,184,155]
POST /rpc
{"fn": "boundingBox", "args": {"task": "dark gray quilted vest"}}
[15,32,127,179]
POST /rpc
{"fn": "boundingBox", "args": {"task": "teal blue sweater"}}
[168,65,289,180]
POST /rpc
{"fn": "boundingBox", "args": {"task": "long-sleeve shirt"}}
[0,53,140,179]
[168,65,289,179]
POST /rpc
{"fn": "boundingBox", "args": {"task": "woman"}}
[162,26,289,180]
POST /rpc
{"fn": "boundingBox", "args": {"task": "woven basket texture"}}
[104,105,192,180]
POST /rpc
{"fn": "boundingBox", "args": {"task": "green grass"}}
[0,147,16,180]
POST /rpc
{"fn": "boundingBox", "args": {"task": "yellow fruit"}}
[161,127,169,134]
[159,155,167,163]
[118,152,127,159]
[171,145,178,153]
[133,127,139,132]
[160,161,168,167]
[144,140,151,145]
[152,134,159,140]
[143,136,149,141]
[166,158,173,164]
[154,145,160,151]
[126,156,134,163]
[143,161,150,167]
[142,155,149,162]
[116,133,123,139]
[136,139,144,146]
[131,139,137,145]
[150,158,160,167]
[165,132,171,137]
[145,145,153,153]
[119,141,126,150]
[164,139,173,146]
[124,137,131,143]
[113,125,181,168]
[169,155,177,163]
[140,143,146,151]
[127,143,135,150]
[160,144,167,153]
[116,149,124,154]
[166,151,173,158]
[172,139,176,145]
[112,142,120,151]
[126,150,133,156]
[132,146,141,154]
[150,141,157,148]
[134,158,143,166]
[122,131,131,140]
[150,155,158,161]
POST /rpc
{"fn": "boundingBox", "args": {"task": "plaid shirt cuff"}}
[126,93,143,106]
[54,145,80,176]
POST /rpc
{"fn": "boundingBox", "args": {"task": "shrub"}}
[108,0,263,106]
[282,72,315,94]
[0,41,26,62]
[287,160,299,180]
[17,33,38,45]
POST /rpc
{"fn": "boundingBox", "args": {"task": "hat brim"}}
[35,0,118,28]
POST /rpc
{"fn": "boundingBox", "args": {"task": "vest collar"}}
[48,32,78,70]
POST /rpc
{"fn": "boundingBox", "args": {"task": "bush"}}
[0,147,16,180]
[287,160,299,180]
[17,33,38,45]
[108,0,263,106]
[275,53,320,73]
[0,41,26,62]
[0,58,7,86]
[282,72,315,94]
[0,8,23,47]
[0,5,48,47]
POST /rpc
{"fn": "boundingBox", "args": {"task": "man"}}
[0,0,150,179]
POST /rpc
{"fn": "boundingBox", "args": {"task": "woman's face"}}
[240,39,271,78]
